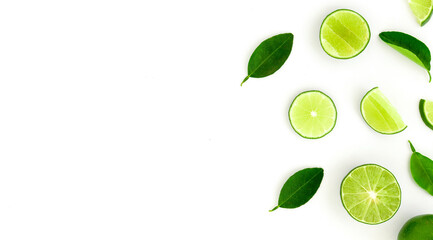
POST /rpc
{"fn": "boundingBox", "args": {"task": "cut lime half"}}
[419,99,433,130]
[341,164,401,225]
[288,90,337,139]
[361,87,407,134]
[320,9,370,59]
[409,0,433,26]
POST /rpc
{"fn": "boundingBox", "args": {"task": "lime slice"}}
[360,87,407,134]
[320,9,370,59]
[341,164,401,225]
[408,0,433,26]
[288,90,337,139]
[419,99,433,130]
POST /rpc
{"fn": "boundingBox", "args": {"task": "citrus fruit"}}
[320,9,370,59]
[419,99,433,130]
[398,214,433,240]
[340,164,401,224]
[408,0,433,26]
[288,90,337,139]
[360,87,407,134]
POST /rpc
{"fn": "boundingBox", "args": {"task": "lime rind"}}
[319,9,371,59]
[419,99,433,130]
[360,87,407,135]
[340,164,401,225]
[288,90,337,139]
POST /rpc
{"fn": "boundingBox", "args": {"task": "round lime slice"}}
[419,99,433,130]
[288,90,337,139]
[320,9,370,59]
[360,87,407,134]
[408,0,433,26]
[341,164,401,225]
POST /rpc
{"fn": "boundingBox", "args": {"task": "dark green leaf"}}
[408,141,433,196]
[241,33,294,86]
[270,167,323,212]
[379,31,431,82]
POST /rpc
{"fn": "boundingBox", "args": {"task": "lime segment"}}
[409,0,433,26]
[419,99,433,130]
[361,87,407,134]
[288,90,337,139]
[320,9,370,59]
[341,164,401,224]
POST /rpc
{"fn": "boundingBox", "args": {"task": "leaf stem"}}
[241,76,249,86]
[269,206,279,212]
[428,70,431,83]
[409,140,416,152]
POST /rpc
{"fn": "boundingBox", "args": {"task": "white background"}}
[1,0,433,239]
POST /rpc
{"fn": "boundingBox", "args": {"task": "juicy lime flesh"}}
[341,165,401,224]
[320,9,370,58]
[289,91,336,139]
[409,0,433,25]
[361,88,406,134]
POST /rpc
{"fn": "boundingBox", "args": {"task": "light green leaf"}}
[379,31,431,82]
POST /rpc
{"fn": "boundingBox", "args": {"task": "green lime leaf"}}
[398,214,433,240]
[379,31,431,82]
[241,33,293,86]
[408,141,433,196]
[270,168,323,212]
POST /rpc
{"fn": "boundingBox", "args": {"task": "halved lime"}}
[360,87,407,134]
[341,164,401,225]
[320,9,370,59]
[419,99,433,130]
[288,90,337,139]
[408,0,433,26]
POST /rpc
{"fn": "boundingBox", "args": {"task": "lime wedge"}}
[419,99,433,130]
[288,90,337,139]
[360,87,407,134]
[320,9,370,59]
[408,0,433,26]
[341,164,401,225]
